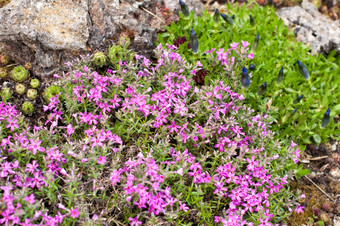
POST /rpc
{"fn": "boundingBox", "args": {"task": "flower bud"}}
[249,63,256,71]
[321,108,330,128]
[0,67,7,79]
[189,28,199,53]
[297,60,310,80]
[179,0,189,17]
[10,65,30,82]
[257,82,267,95]
[27,89,38,100]
[241,67,250,88]
[15,83,26,95]
[220,13,234,26]
[250,14,255,26]
[251,34,260,52]
[22,101,35,116]
[30,79,40,89]
[214,9,220,23]
[293,95,303,104]
[277,66,284,83]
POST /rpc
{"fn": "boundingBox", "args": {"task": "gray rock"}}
[161,0,204,16]
[276,2,340,55]
[0,0,204,77]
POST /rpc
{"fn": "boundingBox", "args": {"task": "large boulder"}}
[0,0,204,77]
[276,2,340,56]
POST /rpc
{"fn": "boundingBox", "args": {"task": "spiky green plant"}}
[10,65,30,82]
[27,89,38,100]
[30,79,40,89]
[92,51,107,67]
[15,83,26,95]
[0,67,7,78]
[43,85,61,103]
[21,101,34,116]
[1,86,12,102]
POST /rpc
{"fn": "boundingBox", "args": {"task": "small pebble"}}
[308,171,316,179]
[330,168,340,178]
[331,143,336,151]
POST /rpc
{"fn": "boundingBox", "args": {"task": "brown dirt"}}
[287,142,340,225]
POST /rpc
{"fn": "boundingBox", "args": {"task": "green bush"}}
[158,4,340,144]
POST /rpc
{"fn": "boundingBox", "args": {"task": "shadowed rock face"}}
[0,0,204,77]
[276,2,340,56]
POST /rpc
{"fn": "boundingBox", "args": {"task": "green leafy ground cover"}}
[158,3,340,145]
[0,34,307,226]
[0,2,338,225]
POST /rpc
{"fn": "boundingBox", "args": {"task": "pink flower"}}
[27,139,45,155]
[110,170,121,186]
[290,141,297,148]
[66,124,75,136]
[128,216,142,226]
[295,205,304,214]
[176,168,184,176]
[179,202,189,212]
[299,194,306,199]
[24,193,36,204]
[6,117,19,131]
[247,53,254,59]
[241,40,250,48]
[70,208,79,218]
[97,156,107,165]
[214,216,221,223]
[230,42,239,50]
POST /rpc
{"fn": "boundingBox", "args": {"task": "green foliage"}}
[10,65,30,82]
[107,35,135,69]
[158,4,340,145]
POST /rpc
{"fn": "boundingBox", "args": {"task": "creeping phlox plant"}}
[159,3,340,145]
[0,42,305,225]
